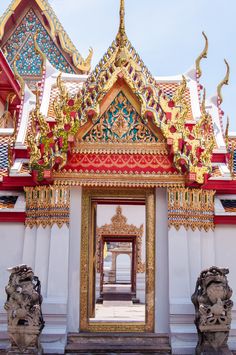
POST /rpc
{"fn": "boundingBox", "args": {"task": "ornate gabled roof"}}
[22,0,218,185]
[0,0,92,77]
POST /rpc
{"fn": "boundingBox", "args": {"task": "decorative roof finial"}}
[225,116,229,148]
[33,30,46,75]
[195,31,208,79]
[217,59,230,105]
[116,0,127,47]
[13,55,25,97]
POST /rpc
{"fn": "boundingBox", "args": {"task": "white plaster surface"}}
[155,188,169,333]
[67,187,82,332]
[168,224,236,353]
[0,223,25,305]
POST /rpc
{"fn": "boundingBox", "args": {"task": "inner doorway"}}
[101,236,136,301]
[92,202,146,322]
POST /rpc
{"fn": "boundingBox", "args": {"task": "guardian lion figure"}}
[5,264,44,354]
[192,266,233,354]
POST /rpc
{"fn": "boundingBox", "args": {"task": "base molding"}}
[66,332,172,354]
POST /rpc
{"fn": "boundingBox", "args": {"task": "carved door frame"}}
[80,188,155,333]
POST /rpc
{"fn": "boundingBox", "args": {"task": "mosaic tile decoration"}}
[221,199,236,212]
[84,91,159,143]
[3,8,74,76]
[0,195,18,209]
[0,136,14,177]
[158,82,193,121]
[0,143,9,169]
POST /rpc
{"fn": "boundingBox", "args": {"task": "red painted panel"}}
[64,152,177,174]
[211,153,227,163]
[214,216,236,225]
[0,212,25,223]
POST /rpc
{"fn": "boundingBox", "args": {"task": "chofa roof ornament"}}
[217,59,230,105]
[195,31,208,79]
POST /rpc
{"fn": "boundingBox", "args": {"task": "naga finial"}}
[229,141,235,177]
[217,59,230,105]
[225,116,229,148]
[13,54,25,97]
[116,0,127,47]
[33,30,46,74]
[201,88,206,113]
[195,31,208,79]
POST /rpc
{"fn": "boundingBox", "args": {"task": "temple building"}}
[0,0,236,354]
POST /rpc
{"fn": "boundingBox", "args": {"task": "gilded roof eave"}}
[0,0,92,73]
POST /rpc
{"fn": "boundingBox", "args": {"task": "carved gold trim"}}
[80,188,155,332]
[72,142,168,155]
[96,206,144,273]
[168,187,215,231]
[53,172,185,188]
[24,185,70,228]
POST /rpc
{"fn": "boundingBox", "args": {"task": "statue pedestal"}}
[7,326,43,355]
[196,330,233,355]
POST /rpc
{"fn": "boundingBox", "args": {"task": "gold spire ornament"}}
[115,0,130,67]
[195,32,208,78]
[217,59,230,105]
[116,0,127,46]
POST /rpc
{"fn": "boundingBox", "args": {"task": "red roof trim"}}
[214,216,236,225]
[0,212,25,223]
[211,153,227,163]
[0,51,21,98]
[2,176,36,187]
[203,180,236,194]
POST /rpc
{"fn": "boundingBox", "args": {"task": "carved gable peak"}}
[82,91,160,144]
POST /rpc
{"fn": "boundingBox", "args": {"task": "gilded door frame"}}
[80,188,155,332]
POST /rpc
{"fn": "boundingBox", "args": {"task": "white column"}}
[34,226,51,297]
[22,226,37,269]
[187,229,201,294]
[169,226,191,304]
[201,229,215,269]
[155,188,169,333]
[47,224,69,300]
[67,187,82,332]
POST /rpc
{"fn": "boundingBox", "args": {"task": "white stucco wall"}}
[155,188,169,333]
[0,223,25,305]
[169,224,236,354]
[0,220,70,353]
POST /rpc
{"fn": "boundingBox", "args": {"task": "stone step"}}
[66,333,171,354]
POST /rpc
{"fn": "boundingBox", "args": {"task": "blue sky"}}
[1,0,235,131]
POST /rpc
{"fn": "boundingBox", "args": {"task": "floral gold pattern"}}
[96,206,145,273]
[24,185,70,228]
[84,92,158,143]
[168,188,215,231]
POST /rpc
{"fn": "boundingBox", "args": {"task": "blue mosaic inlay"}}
[4,8,74,75]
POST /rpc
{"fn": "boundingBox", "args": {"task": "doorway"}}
[80,188,155,332]
[100,236,137,301]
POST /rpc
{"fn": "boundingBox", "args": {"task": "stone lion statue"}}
[5,264,44,354]
[192,266,233,354]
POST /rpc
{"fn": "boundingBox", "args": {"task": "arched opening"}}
[116,253,131,284]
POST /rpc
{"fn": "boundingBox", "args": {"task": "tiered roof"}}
[0,0,92,89]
